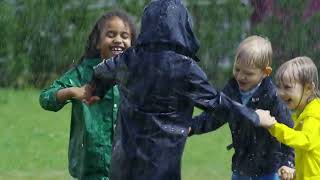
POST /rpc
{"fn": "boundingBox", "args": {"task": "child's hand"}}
[56,85,94,103]
[255,109,276,128]
[71,84,100,104]
[84,96,101,105]
[278,166,295,180]
[79,84,101,105]
[70,85,92,100]
[70,86,88,100]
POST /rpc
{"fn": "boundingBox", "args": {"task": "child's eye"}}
[121,32,130,39]
[106,31,116,38]
[284,85,292,89]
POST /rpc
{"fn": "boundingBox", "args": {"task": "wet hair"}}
[234,35,272,69]
[276,56,320,97]
[80,10,137,61]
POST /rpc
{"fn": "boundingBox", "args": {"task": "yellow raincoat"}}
[269,98,320,180]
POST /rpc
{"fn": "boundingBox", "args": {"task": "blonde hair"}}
[276,56,320,97]
[234,35,272,69]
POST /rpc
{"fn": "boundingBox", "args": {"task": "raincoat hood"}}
[136,0,200,58]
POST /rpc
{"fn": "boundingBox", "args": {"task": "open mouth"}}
[111,46,124,55]
[283,98,292,104]
[238,81,247,88]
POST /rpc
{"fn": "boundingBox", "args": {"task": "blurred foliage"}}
[189,0,251,87]
[250,1,320,69]
[0,0,319,88]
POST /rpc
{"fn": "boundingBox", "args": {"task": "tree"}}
[0,0,318,88]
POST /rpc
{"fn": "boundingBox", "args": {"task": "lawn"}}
[0,88,233,180]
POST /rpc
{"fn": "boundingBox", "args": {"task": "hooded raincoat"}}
[268,98,320,180]
[90,1,259,179]
[39,58,119,180]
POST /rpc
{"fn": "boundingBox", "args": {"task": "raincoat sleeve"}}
[270,97,295,167]
[91,57,118,98]
[190,110,227,135]
[269,117,320,151]
[184,62,260,126]
[190,82,234,135]
[39,69,78,112]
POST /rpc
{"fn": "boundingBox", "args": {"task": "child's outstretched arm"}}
[184,62,259,126]
[56,86,90,103]
[65,84,100,104]
[39,70,82,111]
[189,109,227,135]
[256,109,296,179]
[269,98,295,171]
[256,109,320,151]
[40,84,70,112]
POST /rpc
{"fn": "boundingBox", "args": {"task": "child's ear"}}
[263,66,272,76]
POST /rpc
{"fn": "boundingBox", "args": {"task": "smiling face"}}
[275,56,318,111]
[97,16,132,59]
[277,80,304,110]
[233,62,266,92]
[276,72,313,111]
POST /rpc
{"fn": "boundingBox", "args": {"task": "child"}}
[39,11,136,179]
[76,1,260,180]
[257,56,320,180]
[190,35,295,180]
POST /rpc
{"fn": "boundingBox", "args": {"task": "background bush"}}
[0,0,319,88]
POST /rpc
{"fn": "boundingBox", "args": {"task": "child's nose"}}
[237,72,246,80]
[113,35,122,44]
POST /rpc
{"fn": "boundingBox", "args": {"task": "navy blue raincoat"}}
[90,0,259,179]
[191,77,294,176]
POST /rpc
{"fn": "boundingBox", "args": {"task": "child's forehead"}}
[276,70,299,86]
[103,16,130,31]
[234,61,259,69]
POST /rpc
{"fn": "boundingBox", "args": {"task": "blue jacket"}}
[90,0,259,179]
[191,77,295,176]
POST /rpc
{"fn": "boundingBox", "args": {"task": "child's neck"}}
[239,82,261,105]
[239,82,262,94]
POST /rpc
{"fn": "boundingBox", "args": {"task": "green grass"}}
[0,88,233,180]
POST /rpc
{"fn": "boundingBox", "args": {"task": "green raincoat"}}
[39,58,119,180]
